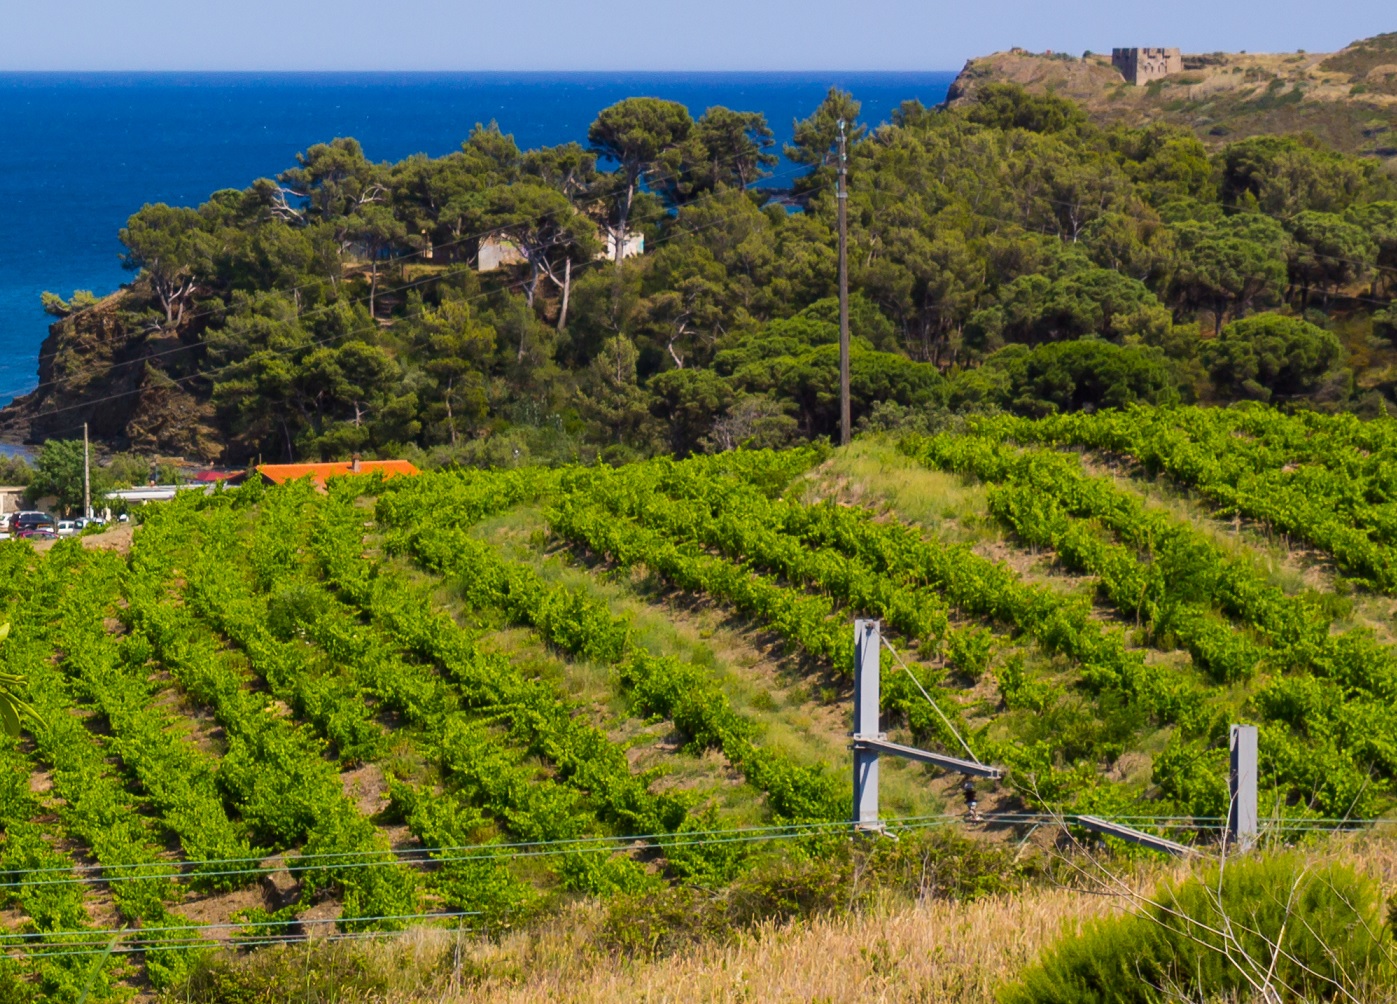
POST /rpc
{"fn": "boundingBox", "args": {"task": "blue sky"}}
[3,0,1392,70]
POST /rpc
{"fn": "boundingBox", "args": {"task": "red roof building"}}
[191,469,247,485]
[256,457,419,490]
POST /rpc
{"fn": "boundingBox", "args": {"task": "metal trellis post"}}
[852,619,882,830]
[851,620,1001,832]
[1228,724,1258,852]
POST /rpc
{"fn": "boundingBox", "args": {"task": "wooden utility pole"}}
[82,422,91,520]
[836,119,851,447]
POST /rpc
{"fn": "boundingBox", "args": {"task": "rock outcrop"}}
[0,286,223,461]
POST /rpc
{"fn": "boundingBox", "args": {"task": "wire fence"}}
[0,807,1390,962]
[2,811,1390,891]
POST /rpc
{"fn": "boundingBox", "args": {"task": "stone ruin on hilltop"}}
[1112,47,1183,84]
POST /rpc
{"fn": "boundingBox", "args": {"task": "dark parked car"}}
[14,512,54,531]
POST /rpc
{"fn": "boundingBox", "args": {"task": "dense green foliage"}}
[39,84,1397,464]
[1006,853,1392,1004]
[902,423,1397,818]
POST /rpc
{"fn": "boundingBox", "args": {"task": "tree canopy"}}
[1203,313,1345,401]
[30,82,1396,465]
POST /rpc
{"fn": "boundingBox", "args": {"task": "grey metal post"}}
[852,619,882,829]
[1228,724,1258,852]
[1075,816,1193,857]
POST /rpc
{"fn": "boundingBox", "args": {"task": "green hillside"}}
[6,71,1397,1004]
[1,404,1396,1000]
[7,82,1397,471]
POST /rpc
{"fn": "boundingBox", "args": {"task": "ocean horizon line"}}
[0,69,960,79]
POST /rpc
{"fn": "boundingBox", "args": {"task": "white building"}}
[477,235,528,272]
[602,229,645,261]
[0,486,26,517]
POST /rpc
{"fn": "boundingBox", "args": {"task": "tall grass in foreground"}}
[171,887,1112,1004]
[168,838,1397,1004]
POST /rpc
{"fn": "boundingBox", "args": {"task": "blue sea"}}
[0,71,954,409]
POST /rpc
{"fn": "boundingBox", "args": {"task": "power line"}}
[6,925,480,963]
[0,910,480,950]
[0,817,916,892]
[879,635,982,765]
[0,808,1387,896]
[0,817,881,881]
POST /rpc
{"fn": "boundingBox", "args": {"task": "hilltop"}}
[946,33,1397,162]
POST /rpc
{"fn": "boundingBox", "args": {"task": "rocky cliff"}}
[0,286,224,461]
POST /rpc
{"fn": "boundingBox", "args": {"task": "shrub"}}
[1376,306,1397,342]
[603,828,1024,958]
[1005,852,1393,1004]
[600,849,851,957]
[1203,313,1343,401]
[172,936,454,1004]
[971,340,1182,416]
[966,83,1088,134]
[600,885,730,958]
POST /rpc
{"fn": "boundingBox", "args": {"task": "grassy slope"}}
[463,504,944,820]
[798,439,1174,768]
[20,440,1397,1001]
[797,436,1388,800]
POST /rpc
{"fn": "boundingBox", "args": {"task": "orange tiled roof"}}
[257,460,420,487]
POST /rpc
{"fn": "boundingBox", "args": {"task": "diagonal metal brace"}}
[1073,815,1194,856]
[853,737,1003,779]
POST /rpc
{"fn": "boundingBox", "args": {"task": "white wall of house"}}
[478,236,528,272]
[601,230,645,261]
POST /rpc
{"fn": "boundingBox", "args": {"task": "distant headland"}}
[947,32,1397,161]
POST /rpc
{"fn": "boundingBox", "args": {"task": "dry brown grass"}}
[164,835,1397,1004]
[947,42,1397,160]
[189,884,1118,1004]
[451,835,1397,1003]
[450,887,1115,1004]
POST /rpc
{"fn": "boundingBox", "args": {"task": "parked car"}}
[14,511,54,532]
[73,516,105,531]
[56,520,78,536]
[16,528,56,540]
